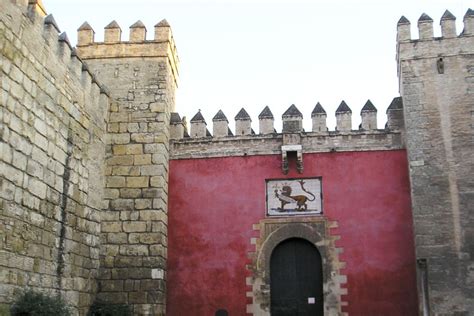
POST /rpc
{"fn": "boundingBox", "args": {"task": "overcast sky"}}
[45,0,471,132]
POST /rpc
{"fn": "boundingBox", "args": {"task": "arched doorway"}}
[270,238,323,316]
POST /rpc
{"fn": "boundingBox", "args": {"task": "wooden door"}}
[270,238,323,316]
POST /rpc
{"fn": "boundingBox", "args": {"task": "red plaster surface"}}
[167,150,418,316]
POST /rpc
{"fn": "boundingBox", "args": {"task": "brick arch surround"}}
[246,217,348,316]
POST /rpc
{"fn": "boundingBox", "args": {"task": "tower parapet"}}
[28,0,46,17]
[311,102,327,132]
[335,101,352,131]
[170,112,186,139]
[258,106,275,134]
[129,20,147,42]
[386,97,404,131]
[190,111,208,138]
[282,104,303,133]
[235,108,252,135]
[77,20,179,87]
[397,9,473,62]
[464,8,474,35]
[104,20,121,43]
[155,19,172,41]
[418,13,434,40]
[360,100,377,130]
[440,10,457,38]
[43,14,60,51]
[213,110,230,138]
[77,22,94,45]
[396,16,411,42]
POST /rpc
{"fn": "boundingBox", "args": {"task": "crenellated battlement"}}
[76,20,179,86]
[397,9,474,61]
[171,98,401,140]
[170,98,404,159]
[10,0,47,16]
[1,1,110,109]
[7,0,47,19]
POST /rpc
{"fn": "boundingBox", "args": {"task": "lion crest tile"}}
[266,178,322,216]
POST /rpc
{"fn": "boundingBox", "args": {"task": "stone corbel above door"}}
[281,131,303,174]
[281,144,303,174]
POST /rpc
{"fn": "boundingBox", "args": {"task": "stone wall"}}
[0,1,109,314]
[76,19,179,315]
[397,9,474,315]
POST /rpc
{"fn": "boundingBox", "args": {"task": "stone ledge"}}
[170,130,404,159]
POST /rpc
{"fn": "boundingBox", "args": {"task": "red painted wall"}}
[167,150,418,315]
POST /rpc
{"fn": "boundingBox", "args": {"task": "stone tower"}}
[76,19,179,315]
[397,9,474,315]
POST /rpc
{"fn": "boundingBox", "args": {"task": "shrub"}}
[87,301,132,316]
[10,290,71,316]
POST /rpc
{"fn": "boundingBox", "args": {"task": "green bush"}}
[0,303,11,316]
[10,290,71,316]
[87,301,132,316]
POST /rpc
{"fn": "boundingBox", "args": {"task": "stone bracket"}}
[281,144,303,174]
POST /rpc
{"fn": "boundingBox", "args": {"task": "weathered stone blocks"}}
[75,19,178,313]
[397,9,474,315]
[1,1,108,313]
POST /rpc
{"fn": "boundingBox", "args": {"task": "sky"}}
[44,0,471,132]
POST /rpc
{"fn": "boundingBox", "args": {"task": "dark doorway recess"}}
[215,309,228,316]
[270,238,324,316]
